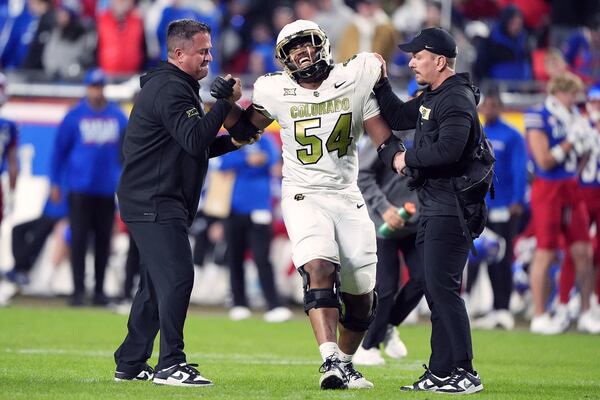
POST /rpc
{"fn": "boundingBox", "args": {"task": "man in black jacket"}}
[373,28,485,394]
[114,19,254,387]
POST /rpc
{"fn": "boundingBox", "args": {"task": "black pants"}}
[123,233,140,300]
[418,216,472,377]
[224,213,281,310]
[68,193,115,297]
[114,220,194,373]
[362,233,424,349]
[466,218,518,310]
[12,216,58,273]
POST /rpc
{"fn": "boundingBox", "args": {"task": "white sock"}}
[338,349,353,365]
[319,342,339,362]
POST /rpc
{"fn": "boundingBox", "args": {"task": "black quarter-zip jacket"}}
[118,62,238,226]
[374,73,483,216]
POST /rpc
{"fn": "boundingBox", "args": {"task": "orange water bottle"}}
[378,202,416,237]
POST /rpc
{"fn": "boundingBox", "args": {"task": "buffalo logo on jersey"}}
[186,107,199,118]
[419,105,431,120]
[284,88,297,96]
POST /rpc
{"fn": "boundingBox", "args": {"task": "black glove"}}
[210,76,235,99]
[405,167,425,190]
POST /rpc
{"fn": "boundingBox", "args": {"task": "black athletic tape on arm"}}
[377,135,406,172]
[227,109,261,141]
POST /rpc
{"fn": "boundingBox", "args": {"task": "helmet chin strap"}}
[295,62,332,83]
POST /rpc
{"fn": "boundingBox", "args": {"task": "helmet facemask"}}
[275,29,333,83]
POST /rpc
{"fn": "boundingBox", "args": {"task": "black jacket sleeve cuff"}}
[209,135,238,158]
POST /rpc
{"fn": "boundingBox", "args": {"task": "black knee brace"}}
[339,291,378,332]
[298,265,342,315]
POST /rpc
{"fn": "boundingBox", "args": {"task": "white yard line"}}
[1,347,424,370]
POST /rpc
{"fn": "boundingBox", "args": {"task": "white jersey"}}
[252,52,382,195]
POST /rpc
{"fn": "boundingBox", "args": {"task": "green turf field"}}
[1,303,599,399]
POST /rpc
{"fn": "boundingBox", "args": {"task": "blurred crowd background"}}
[1,0,599,88]
[0,0,600,333]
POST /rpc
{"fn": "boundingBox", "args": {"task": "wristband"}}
[377,135,406,171]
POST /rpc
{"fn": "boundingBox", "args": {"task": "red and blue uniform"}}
[524,104,589,250]
[559,137,600,304]
[578,143,600,276]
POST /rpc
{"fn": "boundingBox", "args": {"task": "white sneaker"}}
[553,304,572,332]
[229,306,251,321]
[353,346,385,366]
[383,325,407,359]
[436,367,483,394]
[0,280,19,307]
[153,363,213,387]
[472,311,498,330]
[495,309,515,330]
[577,310,600,334]
[263,307,292,323]
[473,310,514,330]
[343,362,373,389]
[530,313,566,335]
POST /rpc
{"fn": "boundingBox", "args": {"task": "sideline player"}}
[219,20,404,389]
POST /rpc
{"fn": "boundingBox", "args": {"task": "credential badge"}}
[419,105,431,120]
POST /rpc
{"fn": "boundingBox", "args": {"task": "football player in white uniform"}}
[220,19,405,390]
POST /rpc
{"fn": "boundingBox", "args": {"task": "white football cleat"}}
[530,313,566,335]
[494,309,515,330]
[319,356,347,390]
[473,310,515,330]
[472,312,498,330]
[343,362,373,389]
[577,309,600,334]
[383,325,407,358]
[229,306,251,321]
[0,280,19,307]
[353,346,385,366]
[552,304,572,332]
[263,306,292,323]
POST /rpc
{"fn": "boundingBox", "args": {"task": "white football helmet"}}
[275,19,334,82]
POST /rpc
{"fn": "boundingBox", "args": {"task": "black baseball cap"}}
[398,27,457,58]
